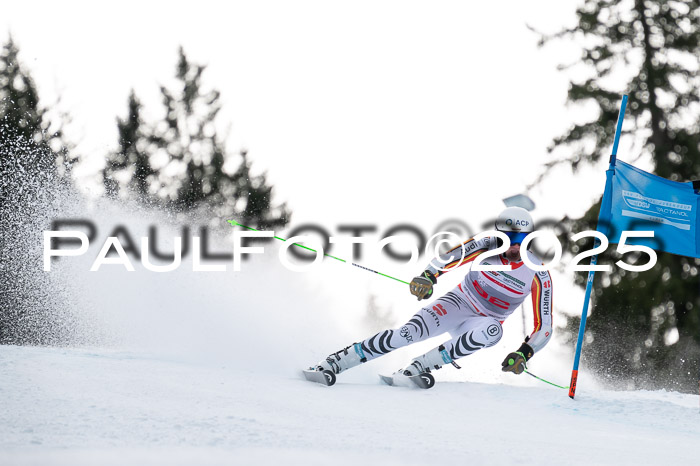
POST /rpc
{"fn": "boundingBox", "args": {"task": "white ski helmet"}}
[495,206,534,233]
[495,207,534,246]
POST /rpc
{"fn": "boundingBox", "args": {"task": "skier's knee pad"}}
[477,318,503,347]
[443,318,503,361]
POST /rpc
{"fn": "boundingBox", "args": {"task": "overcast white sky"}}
[2,0,633,232]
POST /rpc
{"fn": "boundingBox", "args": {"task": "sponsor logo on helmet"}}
[506,218,531,229]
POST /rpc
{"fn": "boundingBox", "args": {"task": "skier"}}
[309,206,553,382]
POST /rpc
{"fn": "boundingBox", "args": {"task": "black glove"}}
[501,343,534,375]
[409,271,436,301]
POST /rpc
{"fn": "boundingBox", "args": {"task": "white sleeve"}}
[526,269,553,354]
[424,236,492,279]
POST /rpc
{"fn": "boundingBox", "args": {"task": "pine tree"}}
[231,150,290,230]
[144,47,290,226]
[102,47,290,230]
[535,0,700,391]
[0,35,71,177]
[103,90,154,201]
[144,47,222,210]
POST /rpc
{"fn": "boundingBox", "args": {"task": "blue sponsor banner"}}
[607,160,699,258]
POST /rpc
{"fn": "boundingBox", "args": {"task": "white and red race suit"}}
[424,234,553,354]
[355,234,553,365]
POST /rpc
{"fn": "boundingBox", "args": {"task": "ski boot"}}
[400,345,459,376]
[314,343,367,375]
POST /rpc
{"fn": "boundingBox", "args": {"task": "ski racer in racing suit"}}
[311,206,554,379]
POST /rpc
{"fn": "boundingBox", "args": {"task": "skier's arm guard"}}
[525,270,554,356]
[424,236,490,279]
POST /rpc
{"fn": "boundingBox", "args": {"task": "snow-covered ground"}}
[2,344,699,466]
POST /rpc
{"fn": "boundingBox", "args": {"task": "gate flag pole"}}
[568,95,628,399]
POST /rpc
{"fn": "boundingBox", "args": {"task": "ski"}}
[379,372,435,389]
[302,369,336,386]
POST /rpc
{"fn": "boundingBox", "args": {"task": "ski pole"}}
[523,367,569,390]
[227,219,410,285]
[569,95,628,399]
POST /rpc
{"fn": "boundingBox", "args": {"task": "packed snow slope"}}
[1,345,699,466]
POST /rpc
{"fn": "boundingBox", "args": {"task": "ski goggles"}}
[503,231,528,245]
